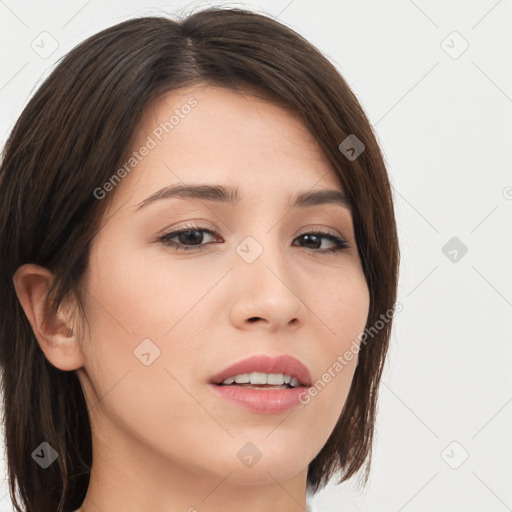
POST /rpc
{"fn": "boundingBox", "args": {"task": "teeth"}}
[222,372,300,387]
[250,372,267,385]
[266,373,284,385]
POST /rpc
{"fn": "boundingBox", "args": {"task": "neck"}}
[75,412,310,512]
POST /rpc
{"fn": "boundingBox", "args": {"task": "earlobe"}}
[12,263,85,371]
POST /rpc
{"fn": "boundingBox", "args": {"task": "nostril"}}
[248,317,261,323]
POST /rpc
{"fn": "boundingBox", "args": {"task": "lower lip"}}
[208,383,309,414]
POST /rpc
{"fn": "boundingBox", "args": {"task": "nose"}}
[229,240,306,332]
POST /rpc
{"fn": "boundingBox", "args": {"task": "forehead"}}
[108,84,344,211]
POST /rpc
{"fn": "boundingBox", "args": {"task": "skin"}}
[13,84,370,512]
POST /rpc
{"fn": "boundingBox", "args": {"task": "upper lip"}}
[209,354,312,387]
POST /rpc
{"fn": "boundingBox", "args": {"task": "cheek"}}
[331,270,369,384]
[310,263,370,348]
[85,233,211,339]
[300,266,369,412]
[79,237,217,404]
[77,244,211,441]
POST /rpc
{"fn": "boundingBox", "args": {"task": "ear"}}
[12,263,85,371]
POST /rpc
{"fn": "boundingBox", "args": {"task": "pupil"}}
[302,234,320,249]
[180,229,203,245]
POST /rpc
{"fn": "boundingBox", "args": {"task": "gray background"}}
[1,1,511,511]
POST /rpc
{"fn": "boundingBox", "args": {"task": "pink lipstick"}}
[208,354,312,414]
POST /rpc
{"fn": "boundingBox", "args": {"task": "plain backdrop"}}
[1,1,511,511]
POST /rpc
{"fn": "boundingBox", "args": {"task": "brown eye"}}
[293,232,349,253]
[159,224,220,251]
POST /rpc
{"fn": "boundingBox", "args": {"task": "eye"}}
[293,230,349,254]
[157,224,350,254]
[158,223,220,251]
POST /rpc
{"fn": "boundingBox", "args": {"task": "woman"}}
[0,7,399,512]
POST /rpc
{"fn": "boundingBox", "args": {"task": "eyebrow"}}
[134,184,352,212]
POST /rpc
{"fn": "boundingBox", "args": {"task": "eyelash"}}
[157,223,350,254]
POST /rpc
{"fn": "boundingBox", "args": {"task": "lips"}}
[209,354,312,387]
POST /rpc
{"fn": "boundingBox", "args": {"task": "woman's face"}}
[75,84,370,487]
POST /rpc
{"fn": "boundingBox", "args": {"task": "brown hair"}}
[0,6,399,511]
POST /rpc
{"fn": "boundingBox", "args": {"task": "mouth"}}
[209,353,312,388]
[215,373,302,389]
[208,354,312,414]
